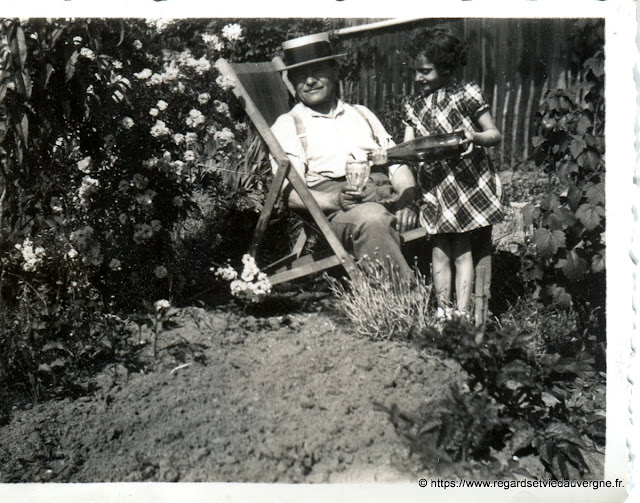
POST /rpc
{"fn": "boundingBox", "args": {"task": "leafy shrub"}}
[388,315,605,479]
[520,45,605,340]
[0,18,331,415]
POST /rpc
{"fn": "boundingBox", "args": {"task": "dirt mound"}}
[0,304,463,483]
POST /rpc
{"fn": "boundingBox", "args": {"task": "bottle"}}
[369,130,467,164]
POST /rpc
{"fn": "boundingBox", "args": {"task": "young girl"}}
[403,28,504,319]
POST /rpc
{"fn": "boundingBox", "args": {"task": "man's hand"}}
[395,206,418,233]
[338,183,376,211]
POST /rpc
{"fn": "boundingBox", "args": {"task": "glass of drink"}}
[345,160,371,191]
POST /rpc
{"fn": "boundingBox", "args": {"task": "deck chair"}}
[215,57,427,286]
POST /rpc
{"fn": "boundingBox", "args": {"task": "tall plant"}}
[520,44,605,338]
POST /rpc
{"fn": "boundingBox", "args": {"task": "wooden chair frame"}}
[215,56,427,286]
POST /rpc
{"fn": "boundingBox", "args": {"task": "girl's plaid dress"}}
[405,81,506,234]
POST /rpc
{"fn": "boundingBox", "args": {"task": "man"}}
[270,33,420,281]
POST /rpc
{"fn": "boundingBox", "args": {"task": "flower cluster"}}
[185,108,205,128]
[15,239,46,272]
[221,23,243,42]
[78,175,100,207]
[214,254,271,303]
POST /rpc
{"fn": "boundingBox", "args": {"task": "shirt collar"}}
[297,99,345,119]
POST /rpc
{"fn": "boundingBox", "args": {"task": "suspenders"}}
[287,104,380,163]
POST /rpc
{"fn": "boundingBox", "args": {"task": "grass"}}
[326,258,437,341]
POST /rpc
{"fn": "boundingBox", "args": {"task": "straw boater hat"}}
[278,33,347,71]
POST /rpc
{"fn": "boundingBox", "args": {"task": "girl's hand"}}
[460,129,475,157]
[368,147,388,166]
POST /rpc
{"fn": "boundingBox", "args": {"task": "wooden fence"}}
[337,18,599,168]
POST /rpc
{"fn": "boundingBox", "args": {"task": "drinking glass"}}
[345,160,371,191]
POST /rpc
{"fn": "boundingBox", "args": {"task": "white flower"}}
[19,239,46,272]
[77,156,92,173]
[214,127,235,147]
[134,68,153,80]
[185,132,198,145]
[215,265,238,282]
[79,48,96,60]
[66,249,78,260]
[201,33,224,52]
[109,258,122,271]
[183,150,196,162]
[86,85,94,95]
[156,100,168,111]
[78,176,100,207]
[147,73,163,86]
[150,120,171,138]
[154,299,171,312]
[154,265,168,279]
[73,36,82,46]
[149,108,159,117]
[133,40,143,50]
[147,19,173,32]
[214,100,230,116]
[197,92,210,105]
[216,74,236,91]
[185,109,205,128]
[112,60,123,69]
[172,133,184,145]
[121,117,135,129]
[222,23,243,42]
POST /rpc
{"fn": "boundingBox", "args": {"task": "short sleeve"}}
[461,82,490,118]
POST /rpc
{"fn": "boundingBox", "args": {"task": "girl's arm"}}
[462,110,502,148]
[403,123,415,142]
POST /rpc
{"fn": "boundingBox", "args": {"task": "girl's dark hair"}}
[408,28,469,77]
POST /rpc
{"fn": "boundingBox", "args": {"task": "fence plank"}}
[500,84,511,167]
[510,81,523,165]
[523,79,536,160]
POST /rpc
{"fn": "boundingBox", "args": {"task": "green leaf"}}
[592,251,605,273]
[509,420,536,453]
[569,137,587,159]
[567,185,582,211]
[15,26,28,67]
[533,228,566,257]
[562,249,588,281]
[576,203,603,231]
[521,203,539,227]
[545,422,588,449]
[540,193,560,212]
[585,182,605,206]
[576,115,591,136]
[531,135,545,148]
[65,49,79,82]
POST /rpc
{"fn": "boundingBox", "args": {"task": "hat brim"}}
[277,53,348,72]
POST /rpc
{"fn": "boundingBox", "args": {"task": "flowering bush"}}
[0,18,332,413]
[215,254,272,303]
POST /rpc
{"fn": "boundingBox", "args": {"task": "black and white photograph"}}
[0,1,635,502]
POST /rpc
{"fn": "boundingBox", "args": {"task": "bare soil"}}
[0,299,468,483]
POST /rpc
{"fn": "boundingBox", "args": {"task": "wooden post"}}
[523,79,536,160]
[474,264,487,330]
[500,84,511,168]
[511,81,523,165]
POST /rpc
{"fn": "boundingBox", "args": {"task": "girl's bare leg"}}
[452,232,474,312]
[432,234,452,307]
